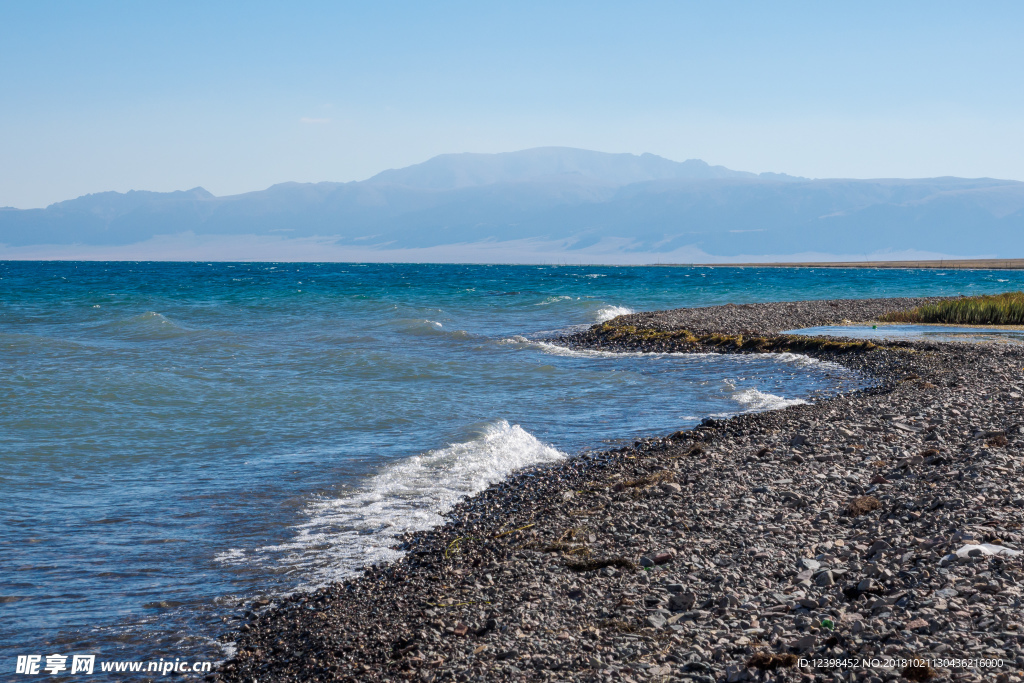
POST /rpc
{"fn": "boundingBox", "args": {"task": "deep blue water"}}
[3,262,1023,671]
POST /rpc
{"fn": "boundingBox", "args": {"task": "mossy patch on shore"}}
[595,324,699,344]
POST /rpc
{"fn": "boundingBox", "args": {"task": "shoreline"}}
[214,297,1024,683]
[653,259,1024,270]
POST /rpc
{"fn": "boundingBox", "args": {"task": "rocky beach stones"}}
[215,297,1024,683]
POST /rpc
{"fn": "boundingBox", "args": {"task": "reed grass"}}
[879,292,1024,325]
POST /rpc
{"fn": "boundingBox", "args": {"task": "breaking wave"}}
[593,305,634,322]
[731,387,808,412]
[233,421,566,587]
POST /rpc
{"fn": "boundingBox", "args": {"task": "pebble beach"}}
[215,296,1024,683]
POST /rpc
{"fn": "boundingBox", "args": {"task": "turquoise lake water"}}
[2,262,1023,669]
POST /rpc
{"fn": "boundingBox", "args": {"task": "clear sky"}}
[2,1,1023,208]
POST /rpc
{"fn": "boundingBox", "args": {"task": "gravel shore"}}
[215,297,1024,683]
[616,297,952,335]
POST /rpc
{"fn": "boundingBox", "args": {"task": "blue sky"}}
[2,1,1023,208]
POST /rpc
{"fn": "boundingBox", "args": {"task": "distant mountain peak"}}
[365,146,755,190]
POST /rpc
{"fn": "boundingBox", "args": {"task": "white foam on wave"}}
[730,388,808,412]
[773,351,825,367]
[247,420,566,588]
[594,305,634,322]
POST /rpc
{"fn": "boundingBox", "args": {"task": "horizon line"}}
[2,258,1023,271]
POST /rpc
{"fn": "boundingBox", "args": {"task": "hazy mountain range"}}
[2,147,1023,262]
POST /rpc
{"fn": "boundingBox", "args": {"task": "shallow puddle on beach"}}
[786,323,1024,344]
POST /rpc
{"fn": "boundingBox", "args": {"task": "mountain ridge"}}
[363,147,770,189]
[2,147,1022,260]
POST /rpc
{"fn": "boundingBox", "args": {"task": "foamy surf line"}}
[508,339,840,424]
[500,337,708,359]
[220,420,567,588]
[504,337,837,370]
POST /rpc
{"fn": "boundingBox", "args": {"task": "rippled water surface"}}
[3,262,1023,666]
